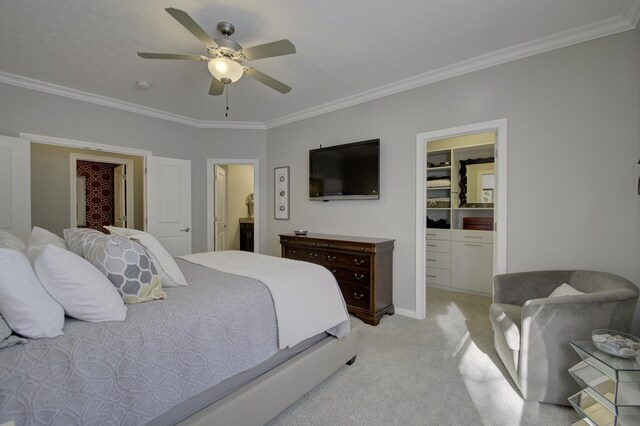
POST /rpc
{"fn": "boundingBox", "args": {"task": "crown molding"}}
[265,10,638,129]
[0,71,265,130]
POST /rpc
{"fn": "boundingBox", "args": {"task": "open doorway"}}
[29,141,147,237]
[71,154,135,231]
[415,119,507,320]
[207,159,259,253]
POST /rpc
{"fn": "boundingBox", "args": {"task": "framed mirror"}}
[459,157,494,207]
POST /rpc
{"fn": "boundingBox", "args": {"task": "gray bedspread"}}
[0,259,279,426]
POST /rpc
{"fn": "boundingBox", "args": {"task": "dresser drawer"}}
[426,228,450,241]
[326,266,370,288]
[283,247,322,265]
[426,267,450,286]
[451,229,493,244]
[426,251,450,270]
[323,252,370,270]
[339,282,370,310]
[426,239,450,253]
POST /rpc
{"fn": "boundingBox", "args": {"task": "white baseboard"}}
[394,307,417,319]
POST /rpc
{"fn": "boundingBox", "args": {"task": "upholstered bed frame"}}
[180,327,358,425]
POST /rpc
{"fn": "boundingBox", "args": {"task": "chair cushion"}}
[489,303,522,351]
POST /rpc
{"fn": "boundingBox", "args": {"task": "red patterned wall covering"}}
[77,160,117,232]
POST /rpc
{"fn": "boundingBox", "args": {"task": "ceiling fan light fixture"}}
[208,58,244,83]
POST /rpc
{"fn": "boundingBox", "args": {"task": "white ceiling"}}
[0,0,638,128]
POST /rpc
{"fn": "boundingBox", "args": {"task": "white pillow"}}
[549,283,585,298]
[105,226,188,287]
[25,227,67,263]
[0,230,26,251]
[34,245,127,322]
[0,248,64,338]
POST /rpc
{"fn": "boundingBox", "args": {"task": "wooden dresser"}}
[279,233,394,326]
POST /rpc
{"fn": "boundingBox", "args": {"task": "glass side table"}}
[568,340,640,426]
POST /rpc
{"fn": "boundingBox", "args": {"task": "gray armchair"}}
[489,270,638,405]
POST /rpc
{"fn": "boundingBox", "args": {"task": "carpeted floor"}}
[268,288,577,425]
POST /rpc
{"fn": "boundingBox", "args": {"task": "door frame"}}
[213,164,227,251]
[69,153,135,229]
[207,158,259,252]
[415,119,508,319]
[20,133,150,230]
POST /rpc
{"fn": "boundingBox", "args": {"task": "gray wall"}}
[0,83,267,253]
[267,30,640,330]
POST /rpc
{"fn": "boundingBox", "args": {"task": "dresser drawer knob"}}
[331,269,337,274]
[354,273,365,280]
[354,292,364,300]
[288,249,296,255]
[310,253,318,258]
[354,259,365,266]
[327,255,336,261]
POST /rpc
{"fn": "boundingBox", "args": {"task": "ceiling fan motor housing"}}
[208,38,242,59]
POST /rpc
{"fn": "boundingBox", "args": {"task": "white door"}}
[147,156,191,256]
[113,165,126,228]
[0,136,31,242]
[214,165,227,251]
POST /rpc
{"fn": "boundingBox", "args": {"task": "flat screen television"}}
[309,139,380,201]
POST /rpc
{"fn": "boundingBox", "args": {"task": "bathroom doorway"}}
[207,159,259,253]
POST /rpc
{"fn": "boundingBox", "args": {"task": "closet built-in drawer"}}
[426,228,450,241]
[426,267,451,286]
[426,251,450,270]
[451,229,493,244]
[426,239,450,253]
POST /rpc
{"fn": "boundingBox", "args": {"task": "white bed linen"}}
[179,251,350,349]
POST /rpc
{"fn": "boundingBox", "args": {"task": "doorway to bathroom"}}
[207,159,259,253]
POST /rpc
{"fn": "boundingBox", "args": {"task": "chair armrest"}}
[493,270,573,305]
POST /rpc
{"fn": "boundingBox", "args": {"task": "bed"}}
[0,251,356,426]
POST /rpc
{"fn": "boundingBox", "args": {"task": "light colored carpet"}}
[268,288,576,425]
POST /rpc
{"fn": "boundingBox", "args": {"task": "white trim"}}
[0,10,636,130]
[20,132,152,157]
[70,153,135,229]
[1,72,265,130]
[393,308,417,319]
[415,119,507,320]
[207,158,259,253]
[266,14,637,128]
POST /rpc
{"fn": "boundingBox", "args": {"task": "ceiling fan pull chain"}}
[225,84,229,117]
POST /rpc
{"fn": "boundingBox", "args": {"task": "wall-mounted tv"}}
[309,139,380,201]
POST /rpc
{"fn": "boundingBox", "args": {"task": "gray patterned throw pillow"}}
[63,228,102,256]
[82,234,166,304]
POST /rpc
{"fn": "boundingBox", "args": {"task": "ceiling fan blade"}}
[209,77,225,96]
[165,7,218,48]
[137,53,207,61]
[242,40,296,60]
[245,68,291,94]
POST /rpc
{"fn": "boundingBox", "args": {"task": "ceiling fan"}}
[138,8,295,96]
